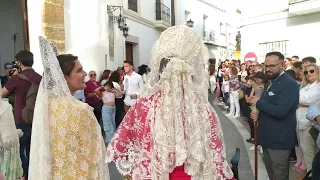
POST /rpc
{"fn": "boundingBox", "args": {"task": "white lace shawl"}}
[0,81,23,180]
[108,26,232,179]
[28,37,110,180]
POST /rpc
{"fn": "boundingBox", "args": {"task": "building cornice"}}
[241,9,290,27]
[124,9,155,28]
[197,0,226,12]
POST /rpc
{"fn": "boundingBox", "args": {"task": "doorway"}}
[125,43,134,65]
[0,0,29,75]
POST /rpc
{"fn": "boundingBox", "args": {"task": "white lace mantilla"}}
[107,26,233,180]
[28,37,109,180]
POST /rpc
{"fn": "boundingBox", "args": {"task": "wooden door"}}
[21,0,30,50]
[125,43,133,65]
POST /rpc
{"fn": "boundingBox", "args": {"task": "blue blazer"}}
[256,73,299,150]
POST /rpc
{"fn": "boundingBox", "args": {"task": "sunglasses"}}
[304,69,315,75]
[90,74,96,77]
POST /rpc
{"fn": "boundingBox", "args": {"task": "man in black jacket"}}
[250,51,299,180]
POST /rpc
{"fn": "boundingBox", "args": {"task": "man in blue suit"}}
[250,51,299,180]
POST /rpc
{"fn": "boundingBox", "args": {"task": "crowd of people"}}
[1,25,320,180]
[209,54,320,179]
[0,26,236,180]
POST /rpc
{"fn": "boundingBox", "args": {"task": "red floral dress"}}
[106,91,234,180]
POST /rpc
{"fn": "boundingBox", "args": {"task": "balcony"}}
[155,3,171,31]
[289,0,320,15]
[203,30,216,43]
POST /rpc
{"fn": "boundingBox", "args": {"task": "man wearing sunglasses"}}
[250,51,299,180]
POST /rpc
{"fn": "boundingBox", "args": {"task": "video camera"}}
[6,61,20,76]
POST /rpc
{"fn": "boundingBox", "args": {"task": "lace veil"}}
[0,79,23,179]
[28,37,68,179]
[140,26,230,179]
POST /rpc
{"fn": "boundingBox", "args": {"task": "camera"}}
[8,61,20,76]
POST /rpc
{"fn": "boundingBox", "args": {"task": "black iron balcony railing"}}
[155,3,171,24]
[289,0,312,5]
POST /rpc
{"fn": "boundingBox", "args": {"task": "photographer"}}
[1,50,42,180]
[1,63,16,106]
[0,63,12,87]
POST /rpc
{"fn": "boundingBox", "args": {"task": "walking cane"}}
[251,105,258,180]
[254,120,258,180]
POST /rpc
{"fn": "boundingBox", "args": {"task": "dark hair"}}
[254,71,266,80]
[285,69,297,80]
[208,65,215,75]
[245,76,255,82]
[292,61,302,69]
[101,69,111,82]
[229,66,238,75]
[57,54,78,76]
[124,61,133,66]
[159,58,170,73]
[292,55,299,59]
[109,71,121,83]
[302,56,317,64]
[138,64,148,76]
[15,50,34,67]
[4,62,12,69]
[103,80,114,88]
[265,51,285,61]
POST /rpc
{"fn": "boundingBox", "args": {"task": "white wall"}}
[123,0,172,21]
[64,0,109,75]
[107,0,178,67]
[126,19,161,66]
[241,12,320,63]
[0,0,24,76]
[28,0,111,77]
[185,0,226,42]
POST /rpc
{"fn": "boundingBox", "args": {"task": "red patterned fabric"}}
[106,91,234,180]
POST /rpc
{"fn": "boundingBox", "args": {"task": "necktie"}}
[268,80,273,89]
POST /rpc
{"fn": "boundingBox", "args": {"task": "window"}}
[259,40,289,61]
[220,22,226,35]
[128,0,138,12]
[203,15,208,38]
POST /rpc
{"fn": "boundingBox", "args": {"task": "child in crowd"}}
[227,66,240,118]
[249,72,266,152]
[243,77,255,144]
[221,75,230,109]
[250,72,266,98]
[209,65,217,95]
[97,81,122,143]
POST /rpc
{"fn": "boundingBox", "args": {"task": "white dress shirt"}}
[123,72,143,106]
[297,81,320,129]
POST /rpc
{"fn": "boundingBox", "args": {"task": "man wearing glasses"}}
[250,51,299,180]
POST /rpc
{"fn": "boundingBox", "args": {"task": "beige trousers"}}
[299,126,319,171]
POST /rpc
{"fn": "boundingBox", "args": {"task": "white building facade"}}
[240,0,320,63]
[0,0,240,76]
[107,0,181,69]
[184,0,241,65]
